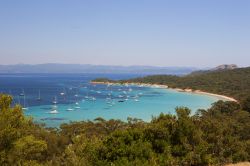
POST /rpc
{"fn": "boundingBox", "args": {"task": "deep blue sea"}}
[0,73,222,127]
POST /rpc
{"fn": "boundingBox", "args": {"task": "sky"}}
[0,0,249,67]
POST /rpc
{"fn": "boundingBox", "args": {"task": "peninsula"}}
[92,66,250,104]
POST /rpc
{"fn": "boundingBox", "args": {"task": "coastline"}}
[91,81,238,102]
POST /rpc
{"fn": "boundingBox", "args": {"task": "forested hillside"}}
[93,67,250,104]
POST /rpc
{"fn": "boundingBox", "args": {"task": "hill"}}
[189,64,238,76]
[93,67,250,102]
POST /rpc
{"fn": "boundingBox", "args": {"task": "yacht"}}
[67,108,74,111]
[37,90,42,101]
[75,100,80,109]
[19,89,25,96]
[52,96,58,104]
[60,87,66,96]
[49,109,59,114]
[22,93,28,110]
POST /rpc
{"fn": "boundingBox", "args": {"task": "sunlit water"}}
[0,73,223,127]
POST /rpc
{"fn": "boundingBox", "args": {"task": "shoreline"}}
[91,81,238,102]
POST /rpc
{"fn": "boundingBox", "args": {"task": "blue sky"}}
[0,0,249,67]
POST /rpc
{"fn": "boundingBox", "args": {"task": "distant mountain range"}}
[0,64,198,75]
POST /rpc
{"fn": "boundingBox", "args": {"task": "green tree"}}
[0,94,47,165]
[242,96,250,113]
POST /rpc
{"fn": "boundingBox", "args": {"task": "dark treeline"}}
[93,67,250,109]
[1,94,250,165]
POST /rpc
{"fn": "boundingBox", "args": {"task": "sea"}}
[0,73,222,127]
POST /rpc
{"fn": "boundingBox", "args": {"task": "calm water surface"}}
[0,73,222,127]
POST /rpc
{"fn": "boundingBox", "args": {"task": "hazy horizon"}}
[0,63,244,69]
[0,0,249,67]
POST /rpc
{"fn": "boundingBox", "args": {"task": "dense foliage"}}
[92,67,250,105]
[1,94,250,165]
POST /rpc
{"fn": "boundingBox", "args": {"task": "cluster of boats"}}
[16,84,143,114]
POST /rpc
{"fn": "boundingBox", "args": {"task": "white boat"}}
[22,93,28,110]
[52,96,58,104]
[19,89,25,96]
[134,99,139,102]
[67,108,74,111]
[37,90,42,101]
[75,102,81,109]
[60,87,66,96]
[96,91,101,94]
[49,109,59,114]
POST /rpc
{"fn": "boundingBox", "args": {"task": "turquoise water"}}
[26,86,220,127]
[0,74,223,127]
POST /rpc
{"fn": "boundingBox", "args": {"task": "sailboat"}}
[37,90,42,101]
[49,108,59,114]
[67,108,74,111]
[75,105,80,109]
[52,96,58,104]
[19,89,25,96]
[50,96,59,114]
[60,87,66,96]
[74,94,80,109]
[66,95,74,111]
[75,101,80,109]
[85,91,89,99]
[22,94,28,110]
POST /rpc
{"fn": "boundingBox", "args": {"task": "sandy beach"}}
[91,81,238,102]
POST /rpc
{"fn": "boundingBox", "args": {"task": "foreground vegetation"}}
[1,94,250,165]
